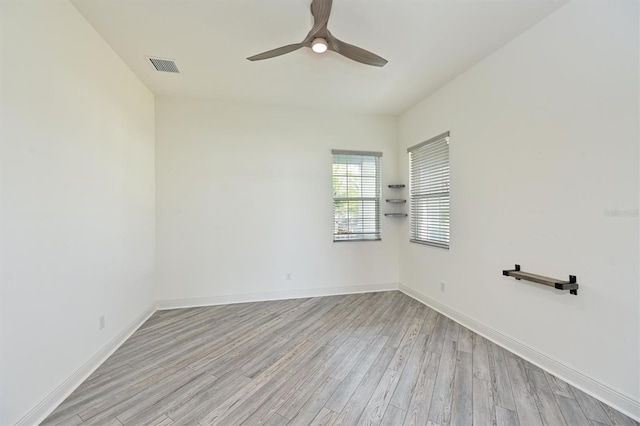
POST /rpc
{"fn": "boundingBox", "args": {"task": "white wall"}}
[0,1,156,424]
[2,0,637,422]
[398,0,639,415]
[155,98,399,305]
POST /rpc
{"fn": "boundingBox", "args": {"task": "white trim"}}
[157,283,398,310]
[16,303,157,426]
[398,283,640,422]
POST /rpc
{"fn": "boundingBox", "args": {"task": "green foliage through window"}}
[332,151,381,241]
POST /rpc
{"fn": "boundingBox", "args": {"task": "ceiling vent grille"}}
[148,57,179,73]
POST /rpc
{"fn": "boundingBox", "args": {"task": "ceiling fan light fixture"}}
[247,0,387,66]
[311,38,328,53]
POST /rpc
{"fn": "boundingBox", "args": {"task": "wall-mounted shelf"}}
[386,185,407,217]
[502,264,578,295]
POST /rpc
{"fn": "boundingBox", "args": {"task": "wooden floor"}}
[43,291,637,426]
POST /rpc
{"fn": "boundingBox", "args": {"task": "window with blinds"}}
[408,131,450,249]
[332,150,382,242]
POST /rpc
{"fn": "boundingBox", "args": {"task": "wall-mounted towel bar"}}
[502,264,578,295]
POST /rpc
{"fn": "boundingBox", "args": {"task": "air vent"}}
[148,57,179,73]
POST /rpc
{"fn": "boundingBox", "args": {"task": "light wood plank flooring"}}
[42,291,637,426]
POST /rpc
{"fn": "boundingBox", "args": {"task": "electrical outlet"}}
[286,272,292,280]
[99,315,105,330]
[440,282,446,292]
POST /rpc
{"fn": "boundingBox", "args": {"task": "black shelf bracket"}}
[502,264,578,295]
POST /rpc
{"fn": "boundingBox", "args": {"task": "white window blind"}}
[332,150,382,242]
[408,132,450,249]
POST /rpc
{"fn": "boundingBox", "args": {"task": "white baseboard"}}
[399,283,640,422]
[16,303,157,426]
[156,283,399,310]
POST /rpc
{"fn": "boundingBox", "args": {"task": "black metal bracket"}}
[502,264,521,279]
[566,276,578,295]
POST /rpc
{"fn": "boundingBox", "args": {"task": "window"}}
[332,150,382,242]
[408,131,450,248]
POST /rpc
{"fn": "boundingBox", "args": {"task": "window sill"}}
[409,239,449,249]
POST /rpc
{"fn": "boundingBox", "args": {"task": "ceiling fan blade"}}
[305,0,332,40]
[247,43,305,61]
[327,33,387,67]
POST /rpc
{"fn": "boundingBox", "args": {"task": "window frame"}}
[407,131,450,249]
[332,149,382,242]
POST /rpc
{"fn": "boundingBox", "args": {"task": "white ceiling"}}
[71,0,567,115]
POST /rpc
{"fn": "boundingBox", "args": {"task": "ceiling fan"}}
[247,0,387,67]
